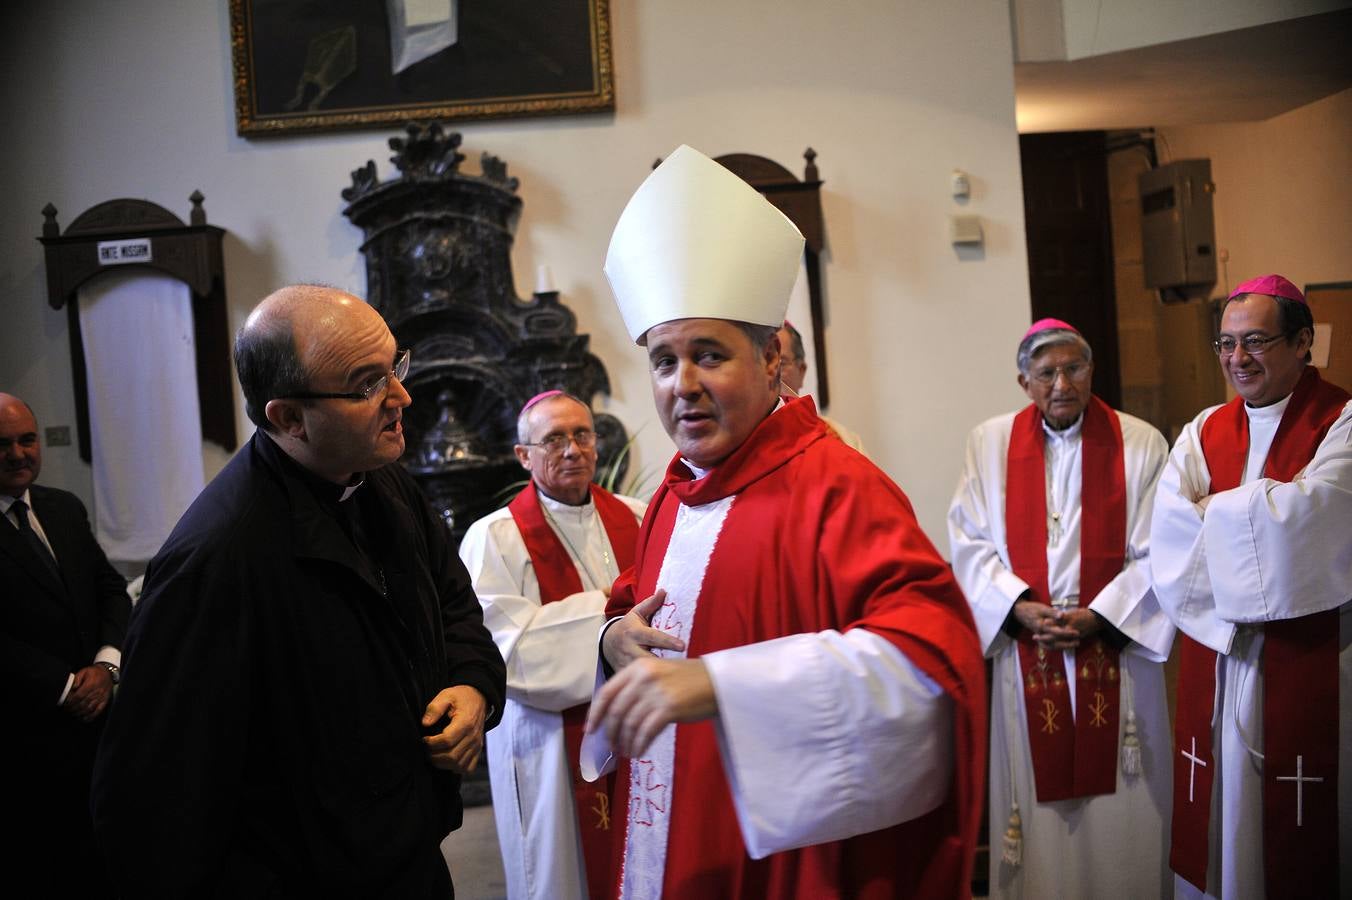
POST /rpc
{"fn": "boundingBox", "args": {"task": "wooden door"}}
[1020,132,1122,408]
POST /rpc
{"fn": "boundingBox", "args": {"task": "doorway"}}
[1019,131,1122,409]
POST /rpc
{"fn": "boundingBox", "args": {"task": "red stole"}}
[1005,395,1126,801]
[602,397,987,899]
[508,481,639,900]
[1172,366,1348,897]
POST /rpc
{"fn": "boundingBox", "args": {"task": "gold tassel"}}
[1001,801,1023,867]
[1122,709,1142,776]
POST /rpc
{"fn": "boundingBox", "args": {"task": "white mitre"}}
[603,144,805,344]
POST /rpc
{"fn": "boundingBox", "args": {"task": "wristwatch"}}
[95,660,120,685]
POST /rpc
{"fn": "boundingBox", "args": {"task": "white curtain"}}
[784,255,820,401]
[77,270,206,563]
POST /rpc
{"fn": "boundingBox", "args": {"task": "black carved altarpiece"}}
[343,124,628,545]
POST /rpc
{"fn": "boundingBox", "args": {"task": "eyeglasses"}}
[1028,361,1091,386]
[282,349,411,402]
[1212,334,1288,357]
[522,429,597,455]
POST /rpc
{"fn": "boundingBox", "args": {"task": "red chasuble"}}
[1172,366,1349,897]
[1004,396,1127,801]
[602,397,987,899]
[508,481,640,900]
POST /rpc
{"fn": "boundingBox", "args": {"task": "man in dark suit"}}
[0,392,130,891]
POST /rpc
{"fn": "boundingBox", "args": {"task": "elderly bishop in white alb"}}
[948,318,1174,899]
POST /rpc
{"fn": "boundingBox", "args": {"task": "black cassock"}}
[93,430,505,897]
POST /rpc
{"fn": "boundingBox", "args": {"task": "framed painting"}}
[230,0,614,135]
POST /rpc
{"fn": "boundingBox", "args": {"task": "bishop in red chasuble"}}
[580,145,986,900]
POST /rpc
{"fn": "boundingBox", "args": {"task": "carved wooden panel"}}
[37,193,237,461]
[344,124,628,544]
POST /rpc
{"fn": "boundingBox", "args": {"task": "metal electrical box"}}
[1139,160,1216,294]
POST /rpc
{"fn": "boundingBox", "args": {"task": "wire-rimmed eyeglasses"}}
[282,349,411,402]
[1027,361,1091,386]
[522,429,597,455]
[1212,334,1288,357]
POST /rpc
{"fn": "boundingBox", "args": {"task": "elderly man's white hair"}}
[1016,328,1093,376]
[515,391,593,445]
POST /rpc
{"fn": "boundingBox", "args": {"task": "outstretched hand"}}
[585,657,717,758]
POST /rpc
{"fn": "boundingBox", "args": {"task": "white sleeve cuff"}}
[704,628,952,858]
[579,660,616,782]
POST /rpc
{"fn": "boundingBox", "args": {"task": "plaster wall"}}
[0,0,1033,548]
[1158,88,1352,294]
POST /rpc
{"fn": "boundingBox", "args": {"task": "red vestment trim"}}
[1172,366,1347,896]
[603,397,987,899]
[1005,396,1126,801]
[508,481,639,900]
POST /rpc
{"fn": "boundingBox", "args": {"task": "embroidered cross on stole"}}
[1173,366,1347,897]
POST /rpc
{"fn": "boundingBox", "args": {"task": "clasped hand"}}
[586,590,717,758]
[1013,599,1100,651]
[62,665,113,723]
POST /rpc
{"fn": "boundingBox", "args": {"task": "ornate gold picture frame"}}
[230,0,614,136]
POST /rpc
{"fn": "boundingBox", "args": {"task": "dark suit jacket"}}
[1,483,129,719]
[0,483,129,883]
[92,431,506,898]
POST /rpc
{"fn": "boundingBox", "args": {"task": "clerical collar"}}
[260,431,365,505]
[537,488,594,514]
[1244,392,1291,424]
[682,460,713,480]
[1042,413,1084,441]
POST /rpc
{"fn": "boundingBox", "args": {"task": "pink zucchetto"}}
[1022,318,1080,341]
[521,390,564,415]
[1228,274,1306,304]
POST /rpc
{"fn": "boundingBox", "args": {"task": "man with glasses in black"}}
[459,390,645,900]
[948,318,1174,899]
[92,284,505,897]
[1151,274,1351,899]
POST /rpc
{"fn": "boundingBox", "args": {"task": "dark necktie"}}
[11,499,63,585]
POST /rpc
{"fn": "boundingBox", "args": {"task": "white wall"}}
[0,0,1032,548]
[1158,88,1352,293]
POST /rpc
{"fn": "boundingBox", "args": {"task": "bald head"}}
[0,393,37,424]
[0,392,42,497]
[234,285,386,431]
